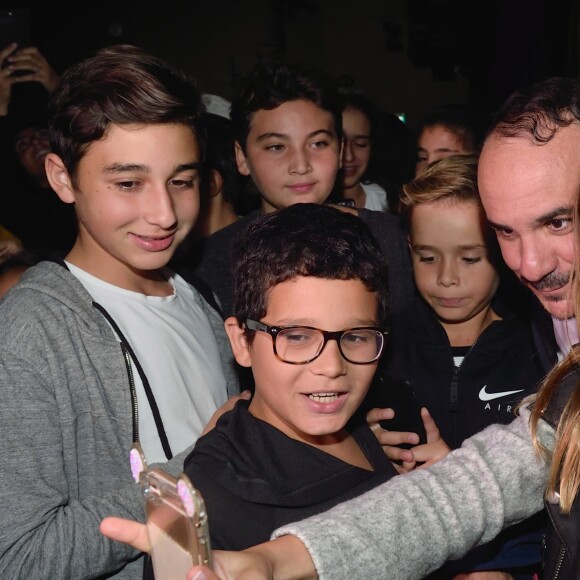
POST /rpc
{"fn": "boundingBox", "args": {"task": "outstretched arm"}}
[273,408,553,580]
[102,409,553,580]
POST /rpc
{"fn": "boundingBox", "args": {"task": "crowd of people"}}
[1,36,580,580]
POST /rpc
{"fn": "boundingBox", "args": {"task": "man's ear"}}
[234,141,251,176]
[224,317,252,367]
[45,153,75,204]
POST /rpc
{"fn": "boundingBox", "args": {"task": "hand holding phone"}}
[130,444,212,579]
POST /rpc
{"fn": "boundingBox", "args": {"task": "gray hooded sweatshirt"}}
[0,261,239,579]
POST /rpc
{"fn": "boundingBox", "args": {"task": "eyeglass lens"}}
[275,327,382,363]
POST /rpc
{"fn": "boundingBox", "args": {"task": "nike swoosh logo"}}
[479,385,525,402]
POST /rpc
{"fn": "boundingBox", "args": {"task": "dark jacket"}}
[379,295,546,448]
[375,295,547,576]
[541,365,580,579]
[182,399,398,550]
[185,207,417,319]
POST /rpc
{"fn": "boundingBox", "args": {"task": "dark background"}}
[6,0,580,134]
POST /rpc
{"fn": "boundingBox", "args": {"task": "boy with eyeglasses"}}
[134,202,436,560]
[182,203,400,550]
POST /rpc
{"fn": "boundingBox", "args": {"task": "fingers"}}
[0,241,21,261]
[0,43,17,61]
[421,407,442,442]
[366,408,419,446]
[99,517,150,553]
[366,406,395,428]
[415,439,452,468]
[374,428,420,448]
[2,46,59,90]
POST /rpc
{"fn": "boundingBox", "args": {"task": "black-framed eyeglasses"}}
[245,319,387,365]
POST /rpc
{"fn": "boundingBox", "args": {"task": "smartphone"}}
[130,444,212,579]
[364,369,427,447]
[0,8,32,76]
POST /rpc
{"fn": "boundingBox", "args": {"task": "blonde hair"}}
[530,194,580,513]
[399,154,480,218]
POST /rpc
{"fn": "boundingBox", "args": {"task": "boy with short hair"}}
[106,202,403,558]
[381,154,545,578]
[0,44,240,578]
[189,61,416,319]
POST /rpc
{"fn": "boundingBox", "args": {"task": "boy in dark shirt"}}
[188,61,415,319]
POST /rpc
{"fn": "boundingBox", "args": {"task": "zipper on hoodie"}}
[449,333,483,444]
[92,301,173,460]
[121,343,139,444]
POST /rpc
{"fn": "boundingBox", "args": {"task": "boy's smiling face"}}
[46,123,200,292]
[235,99,341,213]
[226,276,379,446]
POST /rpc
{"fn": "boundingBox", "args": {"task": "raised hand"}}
[0,43,18,115]
[403,407,451,472]
[367,405,451,474]
[1,44,59,92]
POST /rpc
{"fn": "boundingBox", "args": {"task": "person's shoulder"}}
[184,400,250,463]
[0,262,86,343]
[357,207,403,226]
[175,267,223,314]
[2,260,72,299]
[205,212,260,245]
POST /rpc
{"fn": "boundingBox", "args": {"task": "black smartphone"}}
[0,8,32,76]
[364,369,427,447]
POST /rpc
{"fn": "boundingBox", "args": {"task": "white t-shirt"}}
[67,263,228,462]
[362,182,389,212]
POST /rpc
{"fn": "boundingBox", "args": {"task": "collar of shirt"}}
[552,316,580,360]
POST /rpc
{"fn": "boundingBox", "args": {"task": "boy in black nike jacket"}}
[378,154,546,579]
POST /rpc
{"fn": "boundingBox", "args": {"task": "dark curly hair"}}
[231,203,389,338]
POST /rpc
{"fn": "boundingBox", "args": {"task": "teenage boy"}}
[0,45,240,579]
[188,61,416,319]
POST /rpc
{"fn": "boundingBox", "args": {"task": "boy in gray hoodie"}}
[0,44,240,579]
